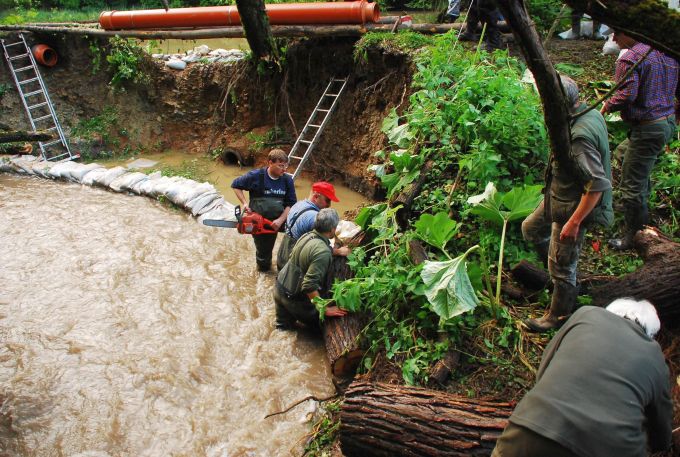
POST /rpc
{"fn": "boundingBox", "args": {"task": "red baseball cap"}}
[312,181,339,202]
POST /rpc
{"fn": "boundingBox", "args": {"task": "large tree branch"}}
[496,0,571,166]
[564,0,680,61]
[235,0,276,61]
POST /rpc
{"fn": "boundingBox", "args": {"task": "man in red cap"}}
[276,181,350,271]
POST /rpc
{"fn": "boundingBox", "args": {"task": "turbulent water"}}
[0,174,334,457]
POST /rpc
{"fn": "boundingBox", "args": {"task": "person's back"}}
[509,306,671,456]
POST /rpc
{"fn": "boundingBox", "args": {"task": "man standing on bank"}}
[276,181,349,271]
[523,75,613,333]
[492,298,672,457]
[274,208,347,330]
[231,149,297,271]
[601,29,679,250]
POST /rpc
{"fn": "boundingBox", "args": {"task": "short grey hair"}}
[606,298,661,338]
[314,208,340,234]
[559,74,580,109]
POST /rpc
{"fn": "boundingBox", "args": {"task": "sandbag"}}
[131,171,161,195]
[68,163,105,183]
[188,192,220,216]
[198,201,237,224]
[82,168,108,186]
[12,159,36,175]
[109,172,149,192]
[31,161,52,178]
[91,166,126,188]
[47,161,79,179]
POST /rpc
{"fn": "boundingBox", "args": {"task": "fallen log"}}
[588,227,680,320]
[0,143,33,155]
[428,347,460,385]
[340,381,514,456]
[510,259,549,291]
[0,130,54,143]
[0,22,463,39]
[323,255,366,378]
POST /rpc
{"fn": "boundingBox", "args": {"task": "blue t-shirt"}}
[231,167,296,208]
[286,199,320,240]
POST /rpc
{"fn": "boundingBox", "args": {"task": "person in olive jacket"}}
[231,149,296,271]
[273,208,346,330]
[493,298,672,457]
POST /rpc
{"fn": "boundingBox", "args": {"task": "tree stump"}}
[340,381,514,456]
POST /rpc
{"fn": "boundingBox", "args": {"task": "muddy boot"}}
[525,282,578,333]
[608,205,647,251]
[483,26,502,52]
[459,21,479,41]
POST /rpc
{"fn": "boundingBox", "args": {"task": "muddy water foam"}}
[0,174,333,457]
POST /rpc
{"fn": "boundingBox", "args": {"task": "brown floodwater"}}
[0,173,336,456]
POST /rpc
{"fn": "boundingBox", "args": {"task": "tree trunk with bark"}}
[587,227,680,320]
[564,0,680,62]
[340,381,514,457]
[0,130,54,143]
[323,255,367,378]
[393,160,434,230]
[235,0,276,61]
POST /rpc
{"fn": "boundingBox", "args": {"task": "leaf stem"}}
[495,218,508,307]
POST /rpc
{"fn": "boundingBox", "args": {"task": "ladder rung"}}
[289,155,303,160]
[41,139,62,148]
[29,102,49,110]
[45,126,58,131]
[316,109,330,113]
[24,89,44,97]
[325,93,339,97]
[34,114,54,122]
[4,41,24,48]
[308,124,321,128]
[14,65,34,73]
[299,140,312,144]
[19,77,39,85]
[333,78,347,82]
[9,53,29,60]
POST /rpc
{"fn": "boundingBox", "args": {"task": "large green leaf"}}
[467,182,505,226]
[414,212,459,250]
[386,123,414,149]
[501,184,543,222]
[421,253,478,321]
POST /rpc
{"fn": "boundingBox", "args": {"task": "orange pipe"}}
[31,44,58,67]
[99,1,379,30]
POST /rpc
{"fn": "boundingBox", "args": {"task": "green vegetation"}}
[106,37,150,89]
[157,158,211,181]
[246,126,290,153]
[303,400,342,457]
[354,31,435,62]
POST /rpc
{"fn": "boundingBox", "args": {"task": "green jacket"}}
[277,230,332,298]
[548,103,613,227]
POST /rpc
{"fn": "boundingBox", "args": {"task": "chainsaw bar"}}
[202,219,239,228]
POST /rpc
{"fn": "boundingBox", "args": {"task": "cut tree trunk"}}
[323,255,367,378]
[235,0,275,60]
[340,381,514,457]
[564,0,680,62]
[0,130,54,143]
[510,259,550,291]
[588,227,680,320]
[428,347,460,385]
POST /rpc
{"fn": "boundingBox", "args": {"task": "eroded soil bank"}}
[0,33,412,199]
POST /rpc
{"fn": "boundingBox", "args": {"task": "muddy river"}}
[0,173,337,456]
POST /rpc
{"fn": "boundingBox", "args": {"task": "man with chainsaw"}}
[276,181,350,271]
[231,149,297,271]
[522,75,613,333]
[274,208,347,330]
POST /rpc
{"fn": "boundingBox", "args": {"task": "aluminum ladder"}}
[1,33,75,161]
[287,76,348,180]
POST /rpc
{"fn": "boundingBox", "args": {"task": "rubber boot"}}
[608,205,647,251]
[459,19,478,41]
[483,26,502,52]
[525,282,578,333]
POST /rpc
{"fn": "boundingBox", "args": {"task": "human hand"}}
[560,220,580,241]
[333,246,351,257]
[325,306,347,317]
[600,104,608,115]
[270,217,285,231]
[242,204,251,213]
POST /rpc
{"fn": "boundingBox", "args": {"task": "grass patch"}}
[354,31,435,61]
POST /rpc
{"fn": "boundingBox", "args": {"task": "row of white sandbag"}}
[0,155,237,222]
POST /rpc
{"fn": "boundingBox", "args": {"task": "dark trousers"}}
[466,0,501,47]
[619,117,676,229]
[273,282,320,328]
[492,423,579,457]
[253,233,277,270]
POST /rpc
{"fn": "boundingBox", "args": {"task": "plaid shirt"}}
[605,43,680,123]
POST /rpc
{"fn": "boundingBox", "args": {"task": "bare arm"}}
[233,188,250,212]
[271,206,291,232]
[560,191,602,241]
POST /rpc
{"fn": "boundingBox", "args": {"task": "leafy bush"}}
[106,37,150,89]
